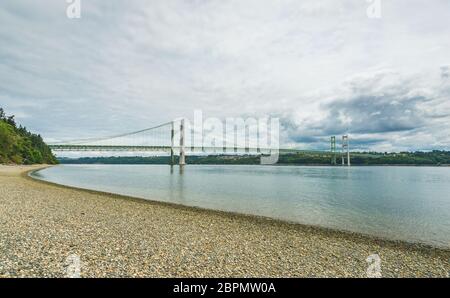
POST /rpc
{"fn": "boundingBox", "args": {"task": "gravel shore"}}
[0,165,448,277]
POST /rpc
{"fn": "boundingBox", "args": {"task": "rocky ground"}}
[0,165,448,277]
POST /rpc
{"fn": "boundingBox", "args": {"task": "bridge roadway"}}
[48,145,301,154]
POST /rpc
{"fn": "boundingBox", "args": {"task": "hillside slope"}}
[0,108,57,165]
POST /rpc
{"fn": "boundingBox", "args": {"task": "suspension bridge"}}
[49,119,288,165]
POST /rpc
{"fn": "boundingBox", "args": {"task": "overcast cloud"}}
[0,0,449,151]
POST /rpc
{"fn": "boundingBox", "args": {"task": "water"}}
[32,165,450,247]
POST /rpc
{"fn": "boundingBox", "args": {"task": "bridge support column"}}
[330,136,337,165]
[223,125,226,153]
[342,135,350,166]
[170,121,175,166]
[179,119,186,166]
[347,137,351,166]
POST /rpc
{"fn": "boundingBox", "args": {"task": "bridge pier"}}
[179,119,186,166]
[170,121,175,166]
[342,135,350,166]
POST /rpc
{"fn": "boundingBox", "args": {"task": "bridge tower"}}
[170,121,175,166]
[330,136,337,165]
[341,135,350,166]
[179,119,186,166]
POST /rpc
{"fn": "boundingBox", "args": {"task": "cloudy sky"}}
[0,0,449,152]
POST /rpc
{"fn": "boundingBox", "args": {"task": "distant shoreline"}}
[57,151,450,167]
[56,162,450,167]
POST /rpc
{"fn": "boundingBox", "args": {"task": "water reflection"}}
[32,165,450,247]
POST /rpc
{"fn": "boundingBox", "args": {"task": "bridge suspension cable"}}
[51,121,175,145]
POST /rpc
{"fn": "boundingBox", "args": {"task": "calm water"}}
[32,165,450,247]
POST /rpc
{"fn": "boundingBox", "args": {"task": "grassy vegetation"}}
[0,108,58,165]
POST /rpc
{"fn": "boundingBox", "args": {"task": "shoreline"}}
[1,164,449,277]
[27,165,449,252]
[57,162,450,167]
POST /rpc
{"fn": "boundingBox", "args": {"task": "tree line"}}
[59,151,450,166]
[0,107,58,164]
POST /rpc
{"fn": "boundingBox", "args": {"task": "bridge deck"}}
[48,145,301,154]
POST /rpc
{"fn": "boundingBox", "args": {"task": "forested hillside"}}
[0,108,57,164]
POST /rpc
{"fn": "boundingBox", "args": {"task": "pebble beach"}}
[0,165,448,277]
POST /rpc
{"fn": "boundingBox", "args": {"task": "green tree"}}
[0,107,58,165]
